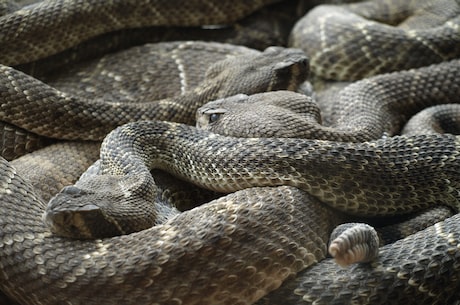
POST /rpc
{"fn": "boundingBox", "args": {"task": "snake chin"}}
[45,175,157,238]
[43,202,113,239]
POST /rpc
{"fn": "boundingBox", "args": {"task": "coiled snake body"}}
[0,0,460,304]
[2,120,460,305]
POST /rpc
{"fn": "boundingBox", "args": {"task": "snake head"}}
[203,46,309,96]
[196,91,321,138]
[43,173,163,239]
[43,185,126,239]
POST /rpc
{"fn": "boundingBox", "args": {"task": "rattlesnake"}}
[1,0,460,304]
[0,0,285,66]
[290,0,460,80]
[43,59,460,237]
[196,60,460,141]
[0,41,307,159]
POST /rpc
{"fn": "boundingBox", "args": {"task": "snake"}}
[195,60,460,142]
[42,59,460,305]
[43,59,460,301]
[0,41,308,160]
[1,0,460,304]
[402,104,460,135]
[290,0,460,80]
[42,117,460,305]
[0,0,287,66]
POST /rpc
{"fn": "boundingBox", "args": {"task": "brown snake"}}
[1,0,460,304]
[0,0,285,66]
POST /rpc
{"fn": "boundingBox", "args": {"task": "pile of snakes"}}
[0,0,459,304]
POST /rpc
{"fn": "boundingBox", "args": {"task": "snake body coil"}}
[1,0,460,304]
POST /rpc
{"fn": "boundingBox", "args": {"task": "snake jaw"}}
[44,172,166,238]
[44,183,129,239]
[44,185,126,239]
[43,203,104,239]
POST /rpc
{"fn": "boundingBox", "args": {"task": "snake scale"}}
[0,41,307,160]
[1,0,460,304]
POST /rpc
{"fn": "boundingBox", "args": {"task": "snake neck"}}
[97,120,460,217]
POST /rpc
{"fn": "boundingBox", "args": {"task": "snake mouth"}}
[43,204,122,240]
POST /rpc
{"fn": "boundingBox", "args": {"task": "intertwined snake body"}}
[1,156,341,305]
[0,0,283,66]
[47,119,460,232]
[1,0,460,304]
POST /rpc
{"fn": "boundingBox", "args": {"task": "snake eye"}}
[209,113,221,123]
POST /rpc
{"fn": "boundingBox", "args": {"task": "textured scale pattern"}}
[328,223,380,267]
[0,0,282,65]
[197,60,460,142]
[46,120,460,238]
[0,157,341,305]
[0,0,460,304]
[290,0,460,80]
[0,121,52,160]
[258,213,460,305]
[402,104,460,135]
[0,43,307,141]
